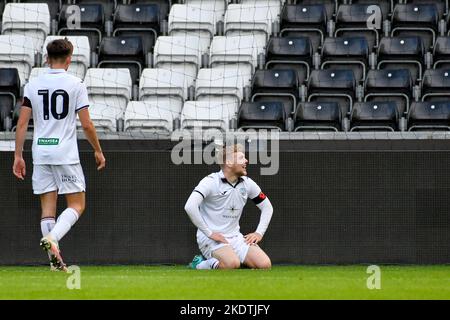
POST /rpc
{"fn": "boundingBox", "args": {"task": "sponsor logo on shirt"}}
[38,138,59,146]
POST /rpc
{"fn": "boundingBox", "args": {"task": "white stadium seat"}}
[153,35,210,84]
[2,3,51,51]
[181,100,238,132]
[77,103,124,132]
[239,0,282,22]
[224,4,273,49]
[124,101,178,134]
[0,35,35,84]
[209,35,261,81]
[195,68,247,106]
[84,68,132,112]
[185,0,226,24]
[42,36,91,79]
[168,4,216,47]
[139,68,188,105]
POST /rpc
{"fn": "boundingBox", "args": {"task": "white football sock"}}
[49,208,79,242]
[40,217,55,237]
[197,258,219,270]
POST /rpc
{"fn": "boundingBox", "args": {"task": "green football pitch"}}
[1,265,450,300]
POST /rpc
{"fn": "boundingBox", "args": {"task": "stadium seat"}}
[321,36,370,82]
[84,68,132,112]
[209,35,261,82]
[307,69,356,118]
[251,69,299,116]
[238,101,287,131]
[0,35,35,85]
[2,3,50,51]
[59,4,104,52]
[350,101,399,132]
[297,0,336,21]
[181,100,237,132]
[280,4,327,53]
[129,0,171,22]
[0,68,20,132]
[168,4,216,49]
[98,36,145,84]
[42,36,90,79]
[113,4,160,54]
[139,68,188,114]
[433,36,450,69]
[224,4,273,49]
[364,68,413,116]
[124,101,178,134]
[294,101,342,132]
[421,68,450,102]
[335,4,385,50]
[265,36,313,83]
[391,3,439,50]
[77,102,124,132]
[408,101,450,131]
[404,0,447,19]
[240,0,282,22]
[195,68,247,109]
[184,0,226,24]
[153,35,210,86]
[18,0,61,21]
[74,0,116,21]
[377,36,425,81]
[350,0,393,17]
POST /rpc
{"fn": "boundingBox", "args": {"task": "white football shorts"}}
[197,231,253,264]
[32,164,86,195]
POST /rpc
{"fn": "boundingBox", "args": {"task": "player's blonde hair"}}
[216,144,244,168]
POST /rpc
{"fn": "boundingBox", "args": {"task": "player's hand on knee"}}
[94,151,106,171]
[244,232,262,245]
[13,157,26,180]
[209,232,228,244]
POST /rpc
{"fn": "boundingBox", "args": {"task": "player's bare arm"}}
[78,108,106,171]
[13,106,32,180]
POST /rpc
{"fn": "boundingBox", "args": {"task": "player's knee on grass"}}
[219,257,241,269]
[255,257,272,270]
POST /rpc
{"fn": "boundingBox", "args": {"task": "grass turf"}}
[0,265,450,300]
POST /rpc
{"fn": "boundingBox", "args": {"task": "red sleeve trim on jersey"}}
[22,97,32,109]
[252,192,267,204]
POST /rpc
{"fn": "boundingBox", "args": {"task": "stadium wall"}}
[1,139,450,265]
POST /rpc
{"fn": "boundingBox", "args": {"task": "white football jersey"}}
[23,68,90,165]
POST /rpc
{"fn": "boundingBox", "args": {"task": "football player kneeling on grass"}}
[185,144,273,270]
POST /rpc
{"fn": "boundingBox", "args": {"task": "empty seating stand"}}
[421,68,450,102]
[350,101,399,132]
[408,101,450,131]
[433,36,450,69]
[238,101,287,131]
[294,101,342,132]
[0,35,35,85]
[181,100,237,132]
[124,101,178,135]
[0,68,20,131]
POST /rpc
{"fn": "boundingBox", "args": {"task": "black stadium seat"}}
[294,101,342,132]
[129,0,171,22]
[377,36,425,81]
[266,36,313,83]
[0,68,20,132]
[98,36,145,83]
[113,4,160,54]
[421,68,450,102]
[351,0,393,17]
[307,69,356,117]
[350,101,399,132]
[74,0,117,21]
[404,0,447,19]
[321,36,370,82]
[391,3,439,50]
[238,101,287,131]
[335,4,385,51]
[251,69,299,116]
[408,101,450,131]
[297,0,336,21]
[280,4,327,53]
[59,4,104,52]
[433,36,450,69]
[364,69,413,116]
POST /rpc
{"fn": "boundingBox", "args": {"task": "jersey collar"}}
[47,68,66,74]
[219,170,244,188]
